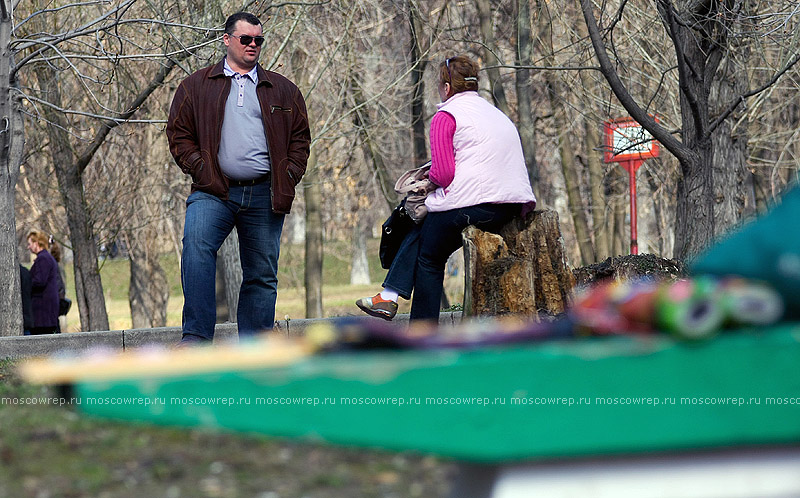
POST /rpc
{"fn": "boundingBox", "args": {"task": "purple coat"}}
[30,249,60,328]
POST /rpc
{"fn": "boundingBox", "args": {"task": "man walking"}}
[166,12,310,344]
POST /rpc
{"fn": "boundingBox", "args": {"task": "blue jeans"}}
[182,181,284,340]
[383,203,520,321]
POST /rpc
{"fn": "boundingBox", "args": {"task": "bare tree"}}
[0,0,25,336]
[515,0,539,194]
[476,0,511,115]
[11,0,800,332]
[7,0,224,331]
[580,0,800,258]
[573,12,612,261]
[535,0,595,264]
[115,122,174,328]
[408,0,428,166]
[304,152,324,317]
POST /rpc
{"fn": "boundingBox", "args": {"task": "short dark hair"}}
[225,12,261,34]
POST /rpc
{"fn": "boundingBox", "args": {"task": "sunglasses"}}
[445,57,452,83]
[230,34,265,47]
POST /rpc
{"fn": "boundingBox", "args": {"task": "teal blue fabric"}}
[690,186,800,317]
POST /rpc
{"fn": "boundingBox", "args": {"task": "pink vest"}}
[425,91,536,213]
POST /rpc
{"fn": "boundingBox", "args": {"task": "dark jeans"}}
[181,181,285,341]
[383,203,520,321]
[30,326,59,335]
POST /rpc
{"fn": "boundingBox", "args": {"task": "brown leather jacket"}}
[166,60,310,214]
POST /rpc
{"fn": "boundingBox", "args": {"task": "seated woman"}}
[357,55,536,322]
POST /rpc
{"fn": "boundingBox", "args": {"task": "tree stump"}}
[572,254,687,286]
[462,209,575,319]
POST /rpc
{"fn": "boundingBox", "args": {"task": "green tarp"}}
[76,325,800,463]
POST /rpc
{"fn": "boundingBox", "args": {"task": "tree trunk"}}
[712,121,754,236]
[662,1,724,259]
[128,232,168,329]
[476,0,511,115]
[0,2,24,336]
[408,0,428,166]
[559,132,595,265]
[35,66,109,331]
[129,123,171,329]
[584,125,611,261]
[462,209,575,318]
[215,264,229,323]
[218,230,242,321]
[350,221,370,285]
[643,166,673,256]
[287,48,323,319]
[536,2,594,264]
[350,72,396,210]
[674,150,713,260]
[515,0,539,196]
[573,12,611,261]
[673,36,714,259]
[711,56,755,237]
[750,147,771,214]
[304,160,324,319]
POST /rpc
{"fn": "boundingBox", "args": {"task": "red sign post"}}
[602,117,660,255]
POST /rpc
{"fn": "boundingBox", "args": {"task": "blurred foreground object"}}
[570,277,783,341]
[18,337,311,385]
[15,322,800,498]
[691,186,800,318]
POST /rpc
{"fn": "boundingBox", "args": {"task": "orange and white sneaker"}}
[356,294,398,321]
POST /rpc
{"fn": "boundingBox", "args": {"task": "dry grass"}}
[60,240,462,332]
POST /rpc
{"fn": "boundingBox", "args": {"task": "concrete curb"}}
[0,312,463,359]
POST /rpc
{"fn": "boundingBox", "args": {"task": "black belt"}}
[227,172,270,187]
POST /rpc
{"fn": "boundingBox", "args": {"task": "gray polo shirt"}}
[218,60,271,181]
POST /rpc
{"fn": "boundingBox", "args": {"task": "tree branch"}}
[687,0,714,18]
[484,63,601,71]
[579,0,687,161]
[657,0,705,139]
[11,0,138,76]
[11,14,215,78]
[19,92,166,125]
[75,58,178,175]
[709,50,800,135]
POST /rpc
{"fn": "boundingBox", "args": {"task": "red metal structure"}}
[602,117,660,255]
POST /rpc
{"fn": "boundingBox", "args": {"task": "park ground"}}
[5,240,458,497]
[56,239,465,332]
[0,360,454,497]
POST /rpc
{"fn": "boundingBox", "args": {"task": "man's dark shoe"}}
[356,294,398,321]
[174,333,210,349]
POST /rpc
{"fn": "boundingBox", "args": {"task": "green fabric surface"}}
[76,326,800,463]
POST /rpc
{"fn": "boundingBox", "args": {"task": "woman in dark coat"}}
[27,231,60,335]
[19,264,34,335]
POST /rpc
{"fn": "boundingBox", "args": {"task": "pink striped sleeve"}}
[429,111,456,188]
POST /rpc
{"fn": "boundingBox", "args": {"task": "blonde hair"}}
[27,230,49,249]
